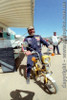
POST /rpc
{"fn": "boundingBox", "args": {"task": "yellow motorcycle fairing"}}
[42,55,50,63]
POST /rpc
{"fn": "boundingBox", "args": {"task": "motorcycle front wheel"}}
[44,78,58,94]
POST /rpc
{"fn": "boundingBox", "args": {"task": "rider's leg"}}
[26,55,34,83]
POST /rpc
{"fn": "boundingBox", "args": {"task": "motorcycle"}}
[23,42,58,94]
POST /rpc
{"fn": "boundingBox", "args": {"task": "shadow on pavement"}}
[10,89,35,100]
[19,65,27,79]
[43,52,52,55]
[34,80,52,95]
[15,53,25,70]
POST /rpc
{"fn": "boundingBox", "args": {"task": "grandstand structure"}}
[0,0,35,31]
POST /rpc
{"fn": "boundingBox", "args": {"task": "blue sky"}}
[10,0,66,37]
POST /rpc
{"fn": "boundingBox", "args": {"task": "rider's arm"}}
[22,38,32,56]
[22,45,32,56]
[22,38,27,52]
[40,36,49,47]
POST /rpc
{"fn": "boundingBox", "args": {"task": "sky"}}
[10,0,66,38]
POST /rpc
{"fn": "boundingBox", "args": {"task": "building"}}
[0,0,35,72]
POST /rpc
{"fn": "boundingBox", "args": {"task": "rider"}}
[22,26,50,84]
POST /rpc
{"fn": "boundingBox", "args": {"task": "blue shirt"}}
[24,35,49,54]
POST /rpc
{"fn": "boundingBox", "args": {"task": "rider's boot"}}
[26,77,30,84]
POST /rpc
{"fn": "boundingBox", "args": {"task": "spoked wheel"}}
[44,78,57,94]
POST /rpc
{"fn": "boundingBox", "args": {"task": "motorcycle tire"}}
[44,78,58,94]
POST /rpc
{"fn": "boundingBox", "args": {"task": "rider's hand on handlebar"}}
[25,51,32,56]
